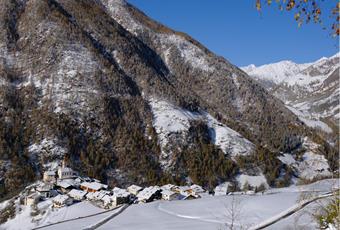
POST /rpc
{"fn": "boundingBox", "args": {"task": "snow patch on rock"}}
[28,138,67,158]
[237,174,269,189]
[149,98,254,168]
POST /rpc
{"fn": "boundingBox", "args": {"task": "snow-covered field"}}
[0,201,120,230]
[2,179,337,230]
[97,179,338,230]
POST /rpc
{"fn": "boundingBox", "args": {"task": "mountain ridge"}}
[0,0,337,199]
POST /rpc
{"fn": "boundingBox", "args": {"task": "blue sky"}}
[128,0,338,66]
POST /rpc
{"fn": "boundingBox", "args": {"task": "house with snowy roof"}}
[161,184,176,191]
[136,186,161,203]
[25,193,41,206]
[190,184,205,194]
[214,182,231,196]
[36,183,56,198]
[56,180,74,193]
[43,171,56,183]
[80,181,108,193]
[68,189,87,201]
[161,190,180,201]
[101,194,128,208]
[53,194,73,208]
[86,190,110,201]
[127,185,143,195]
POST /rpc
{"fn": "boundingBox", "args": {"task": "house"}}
[112,188,130,198]
[101,195,114,208]
[101,194,128,208]
[25,193,41,206]
[161,184,175,191]
[86,190,109,201]
[112,187,130,204]
[136,186,161,203]
[161,190,180,201]
[80,182,108,193]
[57,167,75,179]
[127,185,143,196]
[53,195,73,208]
[178,186,195,196]
[56,180,73,193]
[36,183,55,198]
[68,189,87,201]
[190,184,205,194]
[43,171,56,183]
[214,182,231,196]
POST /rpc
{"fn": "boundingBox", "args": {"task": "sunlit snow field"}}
[1,179,338,230]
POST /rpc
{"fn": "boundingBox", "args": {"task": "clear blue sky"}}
[128,0,339,66]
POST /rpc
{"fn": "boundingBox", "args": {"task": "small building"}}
[36,183,55,198]
[101,194,128,208]
[190,184,205,194]
[57,167,75,180]
[43,171,56,183]
[178,186,195,196]
[161,184,176,191]
[25,193,41,206]
[68,189,87,201]
[80,182,108,193]
[53,195,73,208]
[86,190,109,201]
[56,180,73,193]
[136,186,161,203]
[101,195,114,208]
[112,187,130,203]
[161,190,180,201]
[214,182,231,196]
[127,185,143,196]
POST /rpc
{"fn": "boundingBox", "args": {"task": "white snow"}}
[241,58,329,87]
[297,151,332,180]
[1,179,338,230]
[158,34,214,72]
[94,179,338,230]
[236,174,269,189]
[28,138,66,158]
[278,138,332,181]
[149,98,254,168]
[242,53,339,129]
[286,105,333,133]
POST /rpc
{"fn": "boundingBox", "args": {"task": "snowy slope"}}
[242,53,340,131]
[278,137,332,181]
[149,98,254,168]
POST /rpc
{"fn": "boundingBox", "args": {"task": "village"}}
[22,160,237,211]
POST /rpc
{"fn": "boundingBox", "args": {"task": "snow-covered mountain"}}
[242,53,340,135]
[0,0,337,200]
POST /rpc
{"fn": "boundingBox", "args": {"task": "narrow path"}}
[33,204,123,230]
[82,204,130,230]
[249,190,338,230]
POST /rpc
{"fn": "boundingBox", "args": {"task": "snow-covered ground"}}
[0,201,121,230]
[95,179,338,230]
[3,179,336,230]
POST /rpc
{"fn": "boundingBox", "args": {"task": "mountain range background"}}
[0,0,338,200]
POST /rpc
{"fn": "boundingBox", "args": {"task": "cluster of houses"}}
[24,160,220,210]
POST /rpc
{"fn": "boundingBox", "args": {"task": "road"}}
[33,204,125,230]
[249,190,338,230]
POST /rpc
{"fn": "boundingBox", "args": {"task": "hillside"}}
[242,53,339,139]
[0,0,337,200]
